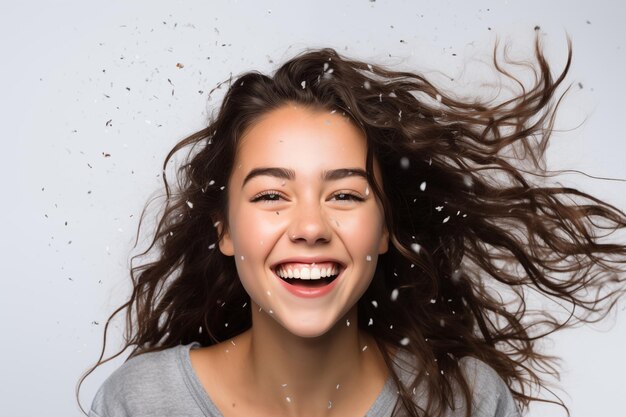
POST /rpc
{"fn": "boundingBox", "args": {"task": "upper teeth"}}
[275,262,340,280]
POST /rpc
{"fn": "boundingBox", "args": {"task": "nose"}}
[287,201,332,245]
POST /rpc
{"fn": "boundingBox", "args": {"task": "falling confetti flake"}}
[420,181,426,191]
[371,300,378,308]
[411,243,421,253]
[400,337,410,346]
[366,255,372,261]
[391,288,399,301]
[400,157,409,169]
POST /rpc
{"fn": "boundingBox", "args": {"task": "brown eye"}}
[251,191,285,203]
[330,192,364,202]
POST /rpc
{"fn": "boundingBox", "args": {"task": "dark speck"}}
[534,25,541,31]
[126,87,131,91]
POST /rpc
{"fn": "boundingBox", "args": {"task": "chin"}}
[276,314,340,339]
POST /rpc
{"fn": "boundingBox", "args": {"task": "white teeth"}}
[275,263,341,280]
[300,268,310,280]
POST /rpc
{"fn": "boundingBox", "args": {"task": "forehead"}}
[234,105,368,171]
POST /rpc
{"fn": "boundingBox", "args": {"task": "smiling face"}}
[218,104,388,338]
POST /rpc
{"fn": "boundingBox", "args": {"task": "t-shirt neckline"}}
[177,341,398,417]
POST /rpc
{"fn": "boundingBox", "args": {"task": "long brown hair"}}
[77,33,626,417]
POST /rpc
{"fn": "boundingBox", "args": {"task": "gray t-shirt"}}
[89,342,521,417]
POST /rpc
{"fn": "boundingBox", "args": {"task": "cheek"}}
[333,206,386,254]
[229,206,287,256]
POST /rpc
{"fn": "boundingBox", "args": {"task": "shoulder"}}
[457,357,522,417]
[89,343,200,417]
[390,350,521,417]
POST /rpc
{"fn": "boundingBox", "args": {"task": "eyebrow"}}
[242,167,368,188]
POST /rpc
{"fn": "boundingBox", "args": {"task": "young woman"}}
[79,34,626,417]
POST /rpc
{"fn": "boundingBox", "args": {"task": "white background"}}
[1,1,625,416]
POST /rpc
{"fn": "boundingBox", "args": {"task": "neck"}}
[236,301,387,417]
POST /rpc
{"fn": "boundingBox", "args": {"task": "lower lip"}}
[274,269,342,298]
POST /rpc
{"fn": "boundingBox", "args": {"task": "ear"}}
[378,224,389,255]
[215,220,234,256]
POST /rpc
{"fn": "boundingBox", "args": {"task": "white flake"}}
[371,300,378,308]
[368,317,373,326]
[400,157,409,169]
[363,80,371,90]
[186,201,193,209]
[400,337,410,346]
[391,288,399,301]
[208,243,215,250]
[366,255,372,261]
[442,216,450,223]
[411,243,421,253]
[420,181,426,191]
[301,80,306,89]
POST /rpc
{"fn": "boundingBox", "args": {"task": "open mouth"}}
[272,262,343,288]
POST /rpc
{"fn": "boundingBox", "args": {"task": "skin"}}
[190,104,392,417]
